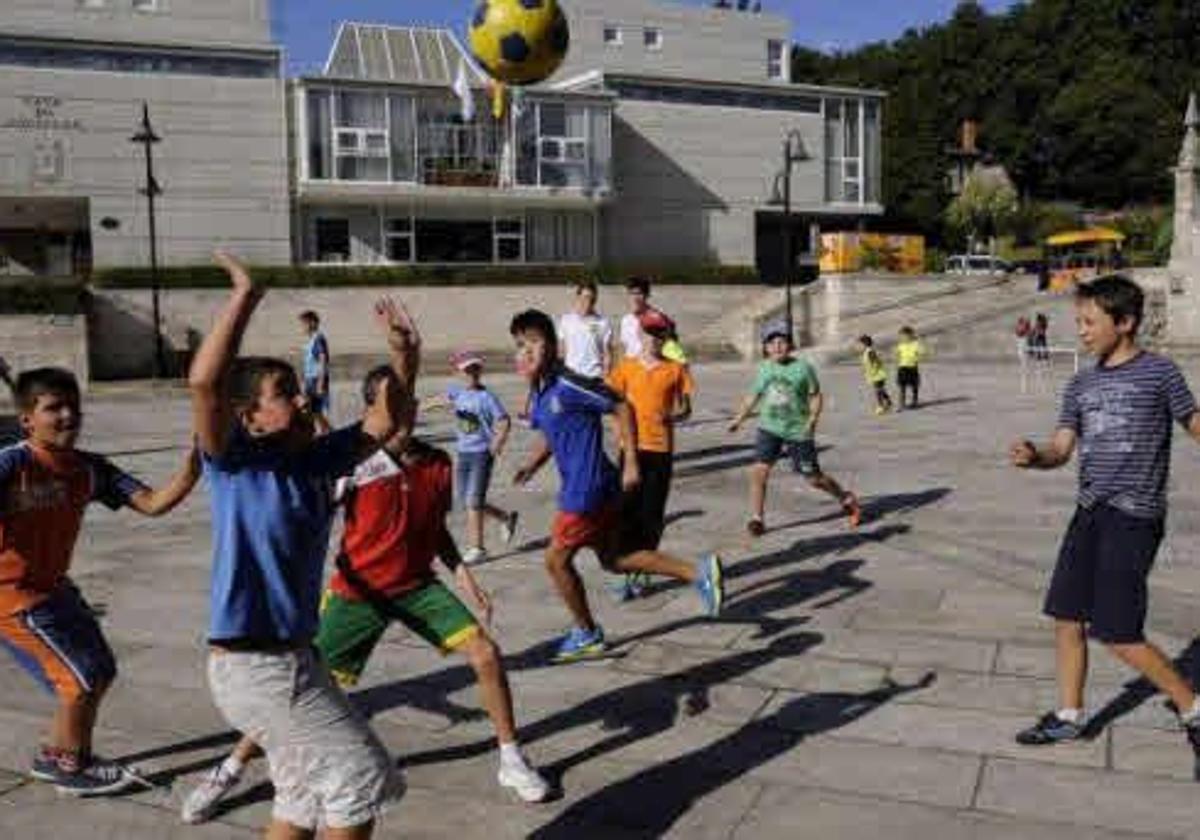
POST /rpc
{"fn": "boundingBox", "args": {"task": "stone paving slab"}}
[3,360,1200,838]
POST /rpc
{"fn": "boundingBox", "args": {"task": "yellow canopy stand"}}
[1045,227,1126,247]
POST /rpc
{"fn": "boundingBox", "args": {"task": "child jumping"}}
[729,322,861,537]
[894,326,925,409]
[429,351,519,565]
[0,367,199,795]
[857,334,893,415]
[509,309,723,663]
[605,309,694,601]
[188,251,408,838]
[181,360,549,824]
[1010,275,1200,770]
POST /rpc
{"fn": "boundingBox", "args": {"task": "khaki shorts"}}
[207,647,400,830]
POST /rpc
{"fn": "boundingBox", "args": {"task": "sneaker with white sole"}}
[500,511,520,545]
[181,764,242,824]
[51,757,142,797]
[498,756,550,803]
[462,546,488,566]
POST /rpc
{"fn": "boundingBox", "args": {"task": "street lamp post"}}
[131,102,165,378]
[769,129,811,345]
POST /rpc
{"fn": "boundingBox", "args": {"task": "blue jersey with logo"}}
[447,386,508,454]
[530,370,620,514]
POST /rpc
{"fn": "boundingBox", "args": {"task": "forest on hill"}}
[793,0,1200,244]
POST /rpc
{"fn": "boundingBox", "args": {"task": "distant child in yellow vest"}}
[894,326,925,409]
[858,335,892,415]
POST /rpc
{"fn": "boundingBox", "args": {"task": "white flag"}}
[453,59,475,122]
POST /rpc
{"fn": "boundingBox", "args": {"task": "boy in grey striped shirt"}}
[1010,275,1200,772]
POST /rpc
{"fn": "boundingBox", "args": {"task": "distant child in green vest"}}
[858,335,892,415]
[894,326,925,410]
[729,322,861,537]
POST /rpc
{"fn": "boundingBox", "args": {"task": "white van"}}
[946,254,1012,275]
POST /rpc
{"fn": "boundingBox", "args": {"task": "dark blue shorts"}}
[304,381,329,415]
[755,430,820,477]
[455,450,494,510]
[1043,505,1164,644]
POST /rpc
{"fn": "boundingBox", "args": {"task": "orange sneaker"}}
[842,494,862,528]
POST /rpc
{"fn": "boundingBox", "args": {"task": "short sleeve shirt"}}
[1057,352,1197,519]
[203,424,361,643]
[753,357,821,442]
[896,340,924,369]
[303,332,329,387]
[607,358,694,453]
[447,386,508,454]
[0,442,144,615]
[530,370,620,514]
[620,313,644,359]
[330,443,453,601]
[559,312,613,379]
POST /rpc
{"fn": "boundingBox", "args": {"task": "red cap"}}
[638,309,675,337]
[450,350,484,371]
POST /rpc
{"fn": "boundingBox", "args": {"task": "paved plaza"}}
[4,357,1200,839]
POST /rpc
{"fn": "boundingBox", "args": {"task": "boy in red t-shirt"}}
[0,367,199,796]
[182,366,549,824]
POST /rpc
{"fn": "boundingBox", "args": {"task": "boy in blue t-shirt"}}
[191,251,415,837]
[1011,275,1200,772]
[299,309,331,435]
[508,309,724,663]
[428,350,519,564]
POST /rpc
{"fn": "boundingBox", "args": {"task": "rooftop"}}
[323,23,487,87]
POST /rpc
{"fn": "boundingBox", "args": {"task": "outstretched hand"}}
[374,297,420,351]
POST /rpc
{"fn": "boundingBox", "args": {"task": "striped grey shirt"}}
[1058,352,1197,519]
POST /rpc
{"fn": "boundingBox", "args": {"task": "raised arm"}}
[374,298,421,391]
[1011,427,1077,470]
[126,445,202,517]
[188,251,263,458]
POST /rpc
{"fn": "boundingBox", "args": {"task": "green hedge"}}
[91,263,761,289]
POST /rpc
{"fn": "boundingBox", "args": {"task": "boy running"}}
[1010,275,1200,767]
[605,309,694,601]
[857,335,893,415]
[509,309,723,663]
[0,367,199,795]
[189,251,408,839]
[182,362,549,825]
[894,326,925,410]
[729,322,861,537]
[299,309,332,435]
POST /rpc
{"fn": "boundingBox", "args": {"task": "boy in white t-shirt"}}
[558,281,613,379]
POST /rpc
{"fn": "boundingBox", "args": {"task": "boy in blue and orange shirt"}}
[0,367,199,795]
[509,309,723,662]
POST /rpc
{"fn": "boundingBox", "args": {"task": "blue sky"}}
[273,0,1017,75]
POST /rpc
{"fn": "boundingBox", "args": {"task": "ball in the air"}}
[468,0,570,86]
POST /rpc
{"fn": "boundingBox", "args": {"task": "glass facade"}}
[824,96,881,206]
[303,87,612,192]
[0,37,278,78]
[610,80,820,113]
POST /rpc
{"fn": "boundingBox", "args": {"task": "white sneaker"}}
[498,755,550,804]
[463,547,488,566]
[500,512,520,545]
[180,765,241,824]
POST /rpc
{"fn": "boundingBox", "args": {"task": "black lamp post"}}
[131,102,165,378]
[768,129,811,345]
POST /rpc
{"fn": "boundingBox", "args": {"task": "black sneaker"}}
[1015,711,1083,745]
[53,757,141,797]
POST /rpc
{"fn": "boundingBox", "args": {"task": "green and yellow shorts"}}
[315,582,480,688]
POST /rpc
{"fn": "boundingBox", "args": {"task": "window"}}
[416,220,493,263]
[767,40,785,80]
[334,92,388,181]
[527,211,594,263]
[315,218,351,263]
[609,80,819,112]
[495,218,524,262]
[79,0,107,8]
[537,103,589,188]
[644,28,663,50]
[385,217,414,262]
[0,37,278,78]
[824,97,866,204]
[132,0,157,10]
[603,25,622,46]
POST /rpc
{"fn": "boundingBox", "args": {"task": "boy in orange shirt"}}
[0,367,199,795]
[606,310,694,600]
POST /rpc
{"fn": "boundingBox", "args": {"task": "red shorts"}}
[551,505,620,553]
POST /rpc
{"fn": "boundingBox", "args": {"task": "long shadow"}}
[674,444,832,480]
[672,443,754,465]
[528,671,937,838]
[1081,637,1200,740]
[905,396,972,411]
[862,486,952,523]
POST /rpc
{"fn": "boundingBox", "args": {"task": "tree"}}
[945,170,1019,253]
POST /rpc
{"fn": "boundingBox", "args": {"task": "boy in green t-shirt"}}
[728,322,861,537]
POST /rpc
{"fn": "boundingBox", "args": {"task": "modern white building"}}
[0,0,883,275]
[0,0,288,275]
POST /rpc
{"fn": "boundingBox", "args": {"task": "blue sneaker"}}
[695,554,724,617]
[553,626,607,663]
[606,573,650,603]
[1015,712,1083,745]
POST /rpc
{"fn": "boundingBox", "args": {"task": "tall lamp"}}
[768,129,812,345]
[131,102,165,378]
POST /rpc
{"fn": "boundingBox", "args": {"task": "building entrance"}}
[0,197,90,277]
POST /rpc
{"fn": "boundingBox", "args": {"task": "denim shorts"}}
[455,450,494,510]
[755,430,820,477]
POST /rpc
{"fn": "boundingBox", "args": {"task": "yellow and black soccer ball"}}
[468,0,570,86]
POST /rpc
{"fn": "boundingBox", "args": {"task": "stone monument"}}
[1166,92,1200,346]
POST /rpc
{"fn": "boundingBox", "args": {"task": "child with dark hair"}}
[619,276,656,360]
[299,308,332,435]
[187,251,412,837]
[0,366,199,795]
[857,335,893,415]
[894,326,925,409]
[729,322,861,536]
[509,308,723,663]
[1011,275,1200,772]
